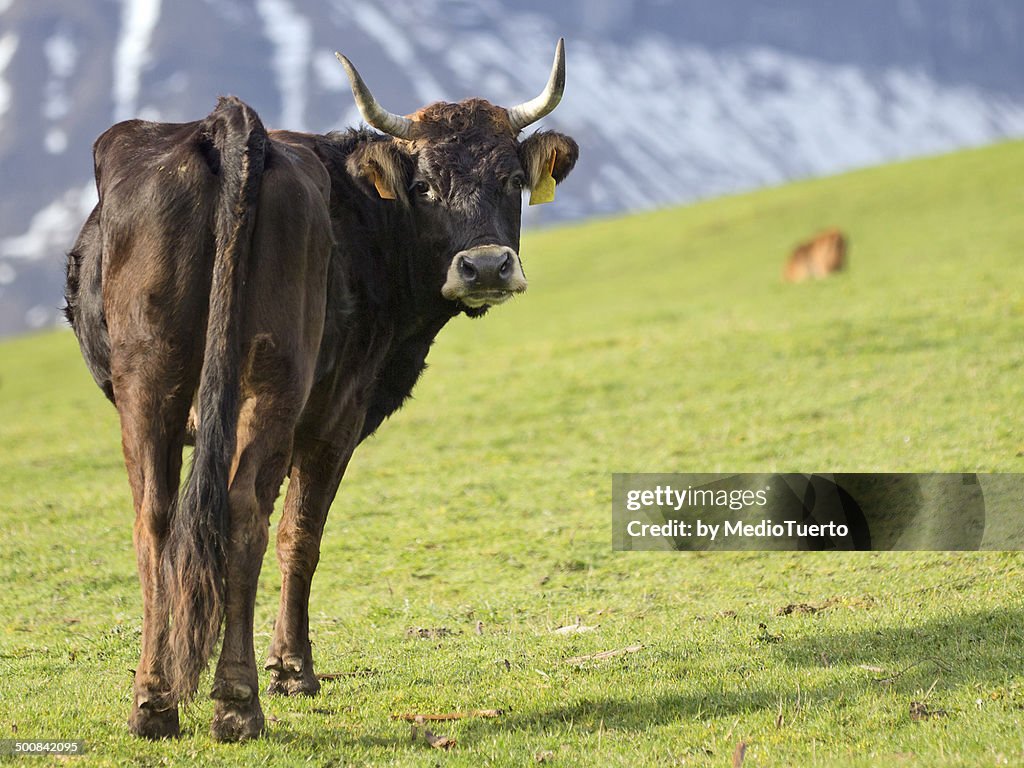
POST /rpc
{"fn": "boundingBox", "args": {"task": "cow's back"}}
[97,120,221,368]
[66,118,223,401]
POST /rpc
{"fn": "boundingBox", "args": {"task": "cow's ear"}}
[346,141,410,203]
[519,131,579,205]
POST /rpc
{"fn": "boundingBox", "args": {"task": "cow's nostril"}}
[498,252,513,280]
[458,256,478,282]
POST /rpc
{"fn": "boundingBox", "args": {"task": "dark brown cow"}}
[64,41,578,741]
[783,227,847,282]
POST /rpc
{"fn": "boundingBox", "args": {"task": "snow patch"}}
[0,33,18,121]
[1,185,97,261]
[45,129,68,154]
[43,30,78,122]
[113,0,162,121]
[44,31,77,78]
[312,49,346,92]
[25,305,56,330]
[348,3,445,105]
[549,37,1024,210]
[255,0,311,129]
[43,93,70,121]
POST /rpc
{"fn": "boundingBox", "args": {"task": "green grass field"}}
[1,140,1023,766]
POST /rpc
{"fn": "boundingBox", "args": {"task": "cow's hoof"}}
[265,654,320,697]
[211,682,264,742]
[267,669,321,696]
[128,703,180,740]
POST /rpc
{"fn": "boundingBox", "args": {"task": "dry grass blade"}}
[553,617,598,634]
[872,657,952,684]
[564,644,643,665]
[392,709,503,722]
[424,730,457,750]
[732,740,748,767]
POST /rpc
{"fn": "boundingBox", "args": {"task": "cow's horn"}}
[335,52,415,140]
[506,38,566,133]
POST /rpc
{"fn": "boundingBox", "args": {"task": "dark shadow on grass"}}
[466,607,1023,736]
[263,728,407,750]
[775,606,1022,676]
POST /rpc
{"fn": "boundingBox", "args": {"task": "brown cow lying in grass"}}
[783,227,847,282]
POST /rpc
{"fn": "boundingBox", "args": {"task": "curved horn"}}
[506,38,566,133]
[335,52,415,139]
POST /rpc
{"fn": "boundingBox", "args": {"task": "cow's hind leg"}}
[114,347,192,739]
[265,438,356,696]
[209,342,303,742]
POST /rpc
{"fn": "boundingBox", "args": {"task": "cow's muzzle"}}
[441,245,527,308]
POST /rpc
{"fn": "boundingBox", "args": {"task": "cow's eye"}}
[411,180,431,197]
[509,173,526,192]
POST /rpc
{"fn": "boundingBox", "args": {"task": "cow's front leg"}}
[266,438,354,696]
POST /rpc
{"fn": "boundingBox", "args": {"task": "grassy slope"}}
[1,141,1023,766]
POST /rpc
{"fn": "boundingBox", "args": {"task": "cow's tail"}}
[163,97,267,705]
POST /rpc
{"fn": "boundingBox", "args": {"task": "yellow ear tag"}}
[529,150,557,206]
[370,170,396,200]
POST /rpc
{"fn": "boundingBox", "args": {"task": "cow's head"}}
[337,40,578,314]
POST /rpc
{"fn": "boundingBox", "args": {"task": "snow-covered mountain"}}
[1,0,1023,336]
